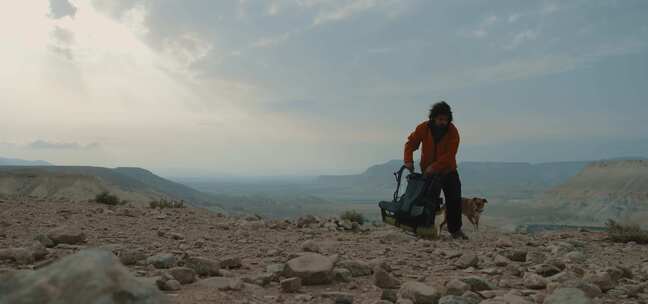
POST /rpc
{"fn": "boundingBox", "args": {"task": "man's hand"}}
[404,161,414,171]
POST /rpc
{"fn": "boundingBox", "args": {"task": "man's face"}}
[434,115,449,128]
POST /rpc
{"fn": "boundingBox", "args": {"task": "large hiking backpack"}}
[378,165,443,238]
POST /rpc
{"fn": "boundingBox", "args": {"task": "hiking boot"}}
[451,230,469,240]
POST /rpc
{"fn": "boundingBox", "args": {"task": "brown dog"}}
[438,197,488,231]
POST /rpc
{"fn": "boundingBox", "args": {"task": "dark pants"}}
[426,170,462,233]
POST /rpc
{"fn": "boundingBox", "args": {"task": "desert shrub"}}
[606,219,648,244]
[94,191,123,205]
[340,210,366,225]
[149,199,186,209]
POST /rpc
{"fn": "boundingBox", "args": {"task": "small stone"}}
[459,276,495,291]
[334,268,353,283]
[146,253,177,269]
[501,249,527,262]
[301,240,321,253]
[543,288,591,304]
[374,268,401,289]
[46,227,86,245]
[156,278,182,291]
[321,291,354,304]
[168,267,196,284]
[454,254,478,269]
[446,279,471,296]
[184,256,220,276]
[119,249,146,266]
[584,271,616,292]
[439,295,471,304]
[280,277,301,293]
[382,289,399,302]
[220,256,242,269]
[399,281,441,304]
[34,235,55,248]
[524,272,547,289]
[337,259,372,277]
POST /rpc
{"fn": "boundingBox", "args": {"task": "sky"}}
[1,0,647,177]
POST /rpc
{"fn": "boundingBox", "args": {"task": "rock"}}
[243,272,273,287]
[46,227,86,245]
[396,299,415,304]
[382,289,399,302]
[526,251,546,264]
[459,276,495,291]
[523,272,547,289]
[461,291,482,304]
[197,277,244,291]
[398,281,441,304]
[454,254,478,269]
[168,267,196,284]
[494,255,509,267]
[495,238,513,248]
[338,259,372,277]
[531,264,561,277]
[34,234,55,248]
[374,267,401,289]
[266,263,285,280]
[501,249,527,262]
[156,279,181,291]
[564,251,586,264]
[557,280,602,298]
[543,288,591,304]
[0,249,167,304]
[296,215,317,228]
[321,291,354,304]
[301,240,321,253]
[220,256,242,269]
[446,279,471,296]
[146,253,177,269]
[439,295,471,304]
[183,256,220,276]
[334,268,353,283]
[280,277,301,293]
[584,271,616,292]
[119,249,146,266]
[284,253,334,285]
[481,294,532,304]
[168,232,184,240]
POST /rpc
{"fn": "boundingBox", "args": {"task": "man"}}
[403,101,468,240]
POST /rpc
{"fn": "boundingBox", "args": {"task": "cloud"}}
[48,0,77,19]
[466,15,498,38]
[505,29,538,49]
[28,140,101,150]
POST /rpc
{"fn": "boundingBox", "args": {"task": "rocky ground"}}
[1,199,648,304]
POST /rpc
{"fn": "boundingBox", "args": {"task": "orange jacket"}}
[404,121,460,174]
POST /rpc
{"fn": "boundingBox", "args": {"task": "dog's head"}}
[472,197,488,213]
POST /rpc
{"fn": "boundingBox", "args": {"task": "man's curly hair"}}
[428,101,453,122]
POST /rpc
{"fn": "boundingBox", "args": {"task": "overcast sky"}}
[1,0,647,176]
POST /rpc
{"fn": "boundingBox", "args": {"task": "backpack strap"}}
[393,165,413,202]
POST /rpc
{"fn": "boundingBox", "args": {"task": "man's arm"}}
[404,125,423,169]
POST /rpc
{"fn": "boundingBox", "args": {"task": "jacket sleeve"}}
[404,125,423,163]
[430,126,459,172]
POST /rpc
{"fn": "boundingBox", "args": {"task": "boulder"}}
[0,249,167,304]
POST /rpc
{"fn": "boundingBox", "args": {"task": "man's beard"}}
[430,123,448,143]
